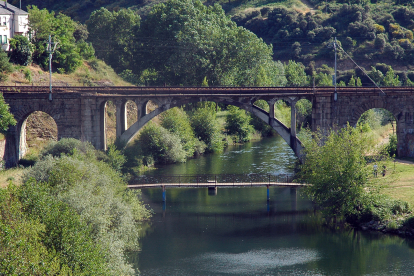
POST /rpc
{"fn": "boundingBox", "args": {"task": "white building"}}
[0,1,28,51]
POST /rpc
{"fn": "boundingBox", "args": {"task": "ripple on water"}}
[190,248,321,275]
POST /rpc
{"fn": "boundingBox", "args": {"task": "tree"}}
[27,6,85,73]
[315,72,331,86]
[225,105,254,142]
[160,107,199,157]
[87,8,140,73]
[0,50,13,82]
[0,94,16,131]
[138,122,187,164]
[191,107,224,152]
[9,35,33,66]
[284,60,308,86]
[348,75,356,86]
[382,67,400,86]
[136,0,286,86]
[300,125,375,220]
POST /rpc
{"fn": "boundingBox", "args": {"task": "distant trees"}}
[27,6,94,73]
[86,0,286,87]
[87,8,140,73]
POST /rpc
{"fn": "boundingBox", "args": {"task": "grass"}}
[0,167,25,188]
[380,160,414,207]
[5,59,131,87]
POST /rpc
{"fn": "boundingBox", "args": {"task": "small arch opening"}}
[126,100,138,128]
[274,99,291,127]
[105,100,116,146]
[20,111,58,164]
[357,108,397,156]
[146,100,159,114]
[295,99,312,131]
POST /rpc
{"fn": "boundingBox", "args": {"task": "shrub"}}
[225,105,254,142]
[22,144,152,275]
[386,134,397,157]
[160,107,199,157]
[9,35,33,66]
[41,138,96,158]
[138,122,186,164]
[191,107,225,152]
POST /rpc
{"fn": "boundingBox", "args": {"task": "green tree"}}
[9,35,33,66]
[87,8,140,73]
[27,6,85,73]
[382,67,400,86]
[315,72,331,86]
[356,77,362,86]
[300,125,376,220]
[225,105,255,142]
[348,75,356,86]
[0,50,13,82]
[191,107,224,152]
[138,122,187,164]
[160,107,199,157]
[136,0,285,86]
[0,94,16,131]
[284,60,308,86]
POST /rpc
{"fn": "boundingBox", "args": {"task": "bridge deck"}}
[128,182,306,189]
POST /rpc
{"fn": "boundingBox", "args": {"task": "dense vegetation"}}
[124,103,264,173]
[0,139,151,275]
[300,125,411,228]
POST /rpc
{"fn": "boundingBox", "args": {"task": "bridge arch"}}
[338,99,402,156]
[14,106,62,160]
[118,97,306,159]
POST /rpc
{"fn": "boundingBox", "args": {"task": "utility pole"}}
[47,35,58,101]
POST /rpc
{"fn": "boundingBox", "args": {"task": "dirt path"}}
[298,0,316,14]
[396,159,414,165]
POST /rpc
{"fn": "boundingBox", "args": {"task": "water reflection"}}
[131,137,414,276]
[142,136,297,176]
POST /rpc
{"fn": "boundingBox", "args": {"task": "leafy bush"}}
[191,107,225,152]
[225,105,254,142]
[386,134,397,157]
[20,141,152,275]
[41,138,96,158]
[138,122,187,164]
[161,107,200,157]
[9,35,33,66]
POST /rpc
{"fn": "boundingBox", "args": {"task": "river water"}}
[128,136,414,275]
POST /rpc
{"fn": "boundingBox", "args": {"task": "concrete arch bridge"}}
[2,86,414,166]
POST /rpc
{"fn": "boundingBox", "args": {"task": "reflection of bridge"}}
[2,86,414,166]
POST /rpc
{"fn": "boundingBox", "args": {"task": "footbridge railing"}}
[128,173,304,189]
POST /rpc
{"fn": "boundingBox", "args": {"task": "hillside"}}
[5,59,130,86]
[21,0,414,85]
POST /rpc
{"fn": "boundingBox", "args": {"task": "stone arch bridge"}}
[1,86,414,166]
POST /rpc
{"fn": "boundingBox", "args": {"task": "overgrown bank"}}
[299,124,414,237]
[0,138,151,275]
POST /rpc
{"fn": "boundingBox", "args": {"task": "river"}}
[128,136,414,275]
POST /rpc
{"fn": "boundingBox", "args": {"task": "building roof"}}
[0,1,28,15]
